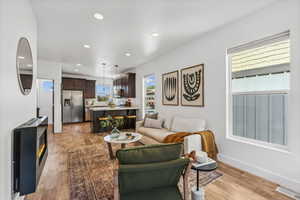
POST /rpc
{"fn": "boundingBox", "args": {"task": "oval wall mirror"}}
[16,37,33,95]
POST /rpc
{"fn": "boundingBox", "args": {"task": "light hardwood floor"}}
[26,123,291,200]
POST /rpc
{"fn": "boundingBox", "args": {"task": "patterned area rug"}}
[68,141,222,200]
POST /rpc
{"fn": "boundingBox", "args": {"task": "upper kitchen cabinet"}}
[62,78,85,90]
[113,73,135,98]
[73,79,85,90]
[127,73,136,98]
[84,80,96,98]
[62,78,74,90]
[62,78,95,98]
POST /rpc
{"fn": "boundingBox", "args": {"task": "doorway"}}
[37,79,54,127]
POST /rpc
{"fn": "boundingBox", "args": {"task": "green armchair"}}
[114,143,191,200]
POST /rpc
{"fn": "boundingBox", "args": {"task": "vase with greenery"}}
[107,115,120,138]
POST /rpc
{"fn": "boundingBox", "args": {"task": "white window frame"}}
[226,32,291,153]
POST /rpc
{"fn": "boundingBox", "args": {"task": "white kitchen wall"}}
[135,0,300,193]
[0,0,37,199]
[37,60,62,133]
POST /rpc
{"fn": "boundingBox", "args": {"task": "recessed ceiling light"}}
[151,33,159,37]
[74,69,79,72]
[125,53,131,57]
[18,56,25,59]
[76,63,82,66]
[94,13,104,20]
[83,44,91,49]
[27,64,33,67]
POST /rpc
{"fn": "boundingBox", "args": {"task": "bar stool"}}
[125,115,136,129]
[98,117,109,132]
[113,116,125,129]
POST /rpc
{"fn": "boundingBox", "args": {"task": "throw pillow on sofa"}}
[159,114,172,130]
[142,113,158,126]
[171,117,206,132]
[144,118,163,129]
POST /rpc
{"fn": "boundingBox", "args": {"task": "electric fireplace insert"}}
[13,116,48,196]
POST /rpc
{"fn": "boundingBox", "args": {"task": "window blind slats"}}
[228,31,290,54]
[231,40,290,72]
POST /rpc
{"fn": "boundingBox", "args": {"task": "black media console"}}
[13,116,48,196]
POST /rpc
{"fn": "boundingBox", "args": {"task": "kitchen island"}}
[89,107,139,133]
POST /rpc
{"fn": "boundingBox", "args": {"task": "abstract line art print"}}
[181,64,204,106]
[162,70,179,106]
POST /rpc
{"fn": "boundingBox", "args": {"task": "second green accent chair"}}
[114,143,191,200]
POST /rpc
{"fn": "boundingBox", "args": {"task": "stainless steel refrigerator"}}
[62,90,83,123]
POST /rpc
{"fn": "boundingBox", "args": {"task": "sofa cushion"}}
[121,186,182,200]
[171,117,206,132]
[137,127,175,143]
[144,118,163,129]
[142,113,158,126]
[159,114,173,130]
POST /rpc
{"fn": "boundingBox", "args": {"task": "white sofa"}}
[136,116,206,145]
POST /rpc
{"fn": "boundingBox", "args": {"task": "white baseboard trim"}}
[276,186,300,200]
[218,153,300,195]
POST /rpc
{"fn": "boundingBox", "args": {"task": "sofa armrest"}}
[136,120,144,129]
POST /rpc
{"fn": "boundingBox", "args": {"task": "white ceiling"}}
[32,0,278,78]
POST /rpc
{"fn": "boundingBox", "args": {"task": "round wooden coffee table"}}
[104,132,142,159]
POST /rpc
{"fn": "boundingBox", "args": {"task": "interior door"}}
[62,90,72,123]
[71,90,83,123]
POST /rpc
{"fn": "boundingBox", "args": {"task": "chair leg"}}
[113,162,120,200]
[182,161,192,200]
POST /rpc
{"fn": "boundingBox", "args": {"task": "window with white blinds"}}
[228,31,290,146]
[231,39,290,72]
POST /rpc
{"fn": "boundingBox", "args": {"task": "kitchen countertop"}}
[85,104,108,108]
[89,106,139,111]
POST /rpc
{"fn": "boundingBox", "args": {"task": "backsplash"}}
[85,98,137,107]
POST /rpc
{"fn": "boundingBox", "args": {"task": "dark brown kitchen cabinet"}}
[62,78,74,90]
[113,73,135,98]
[62,78,95,98]
[84,80,96,98]
[127,73,136,98]
[73,79,85,90]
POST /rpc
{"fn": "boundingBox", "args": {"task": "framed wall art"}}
[181,64,204,107]
[162,70,179,106]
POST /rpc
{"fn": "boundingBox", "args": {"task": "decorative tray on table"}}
[192,157,216,168]
[114,133,136,141]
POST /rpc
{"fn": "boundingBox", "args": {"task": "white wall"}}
[0,0,37,199]
[135,0,300,193]
[37,60,62,133]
